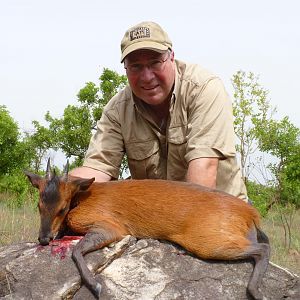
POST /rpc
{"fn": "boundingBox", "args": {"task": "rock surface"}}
[0,236,299,299]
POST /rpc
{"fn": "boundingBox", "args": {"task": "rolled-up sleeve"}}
[83,110,124,179]
[185,78,236,163]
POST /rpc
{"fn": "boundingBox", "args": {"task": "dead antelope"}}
[25,160,270,299]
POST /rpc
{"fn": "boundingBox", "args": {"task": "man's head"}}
[121,21,175,107]
[120,21,172,63]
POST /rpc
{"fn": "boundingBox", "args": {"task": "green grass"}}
[0,193,39,245]
[0,193,299,276]
[262,208,300,276]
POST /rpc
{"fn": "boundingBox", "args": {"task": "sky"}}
[1,0,300,135]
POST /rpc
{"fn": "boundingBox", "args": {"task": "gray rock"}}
[0,236,299,299]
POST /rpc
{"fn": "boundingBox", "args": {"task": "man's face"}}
[124,49,175,106]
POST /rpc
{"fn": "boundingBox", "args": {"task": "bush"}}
[280,175,300,208]
[0,171,38,207]
[246,181,275,217]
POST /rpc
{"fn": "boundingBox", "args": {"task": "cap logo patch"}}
[130,27,150,41]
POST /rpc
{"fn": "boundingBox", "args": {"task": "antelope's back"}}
[69,179,260,238]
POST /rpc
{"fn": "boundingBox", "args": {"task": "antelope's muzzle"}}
[38,234,53,246]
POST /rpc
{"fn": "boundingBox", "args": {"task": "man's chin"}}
[140,93,167,105]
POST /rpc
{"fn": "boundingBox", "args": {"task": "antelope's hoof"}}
[93,282,102,299]
[248,287,263,300]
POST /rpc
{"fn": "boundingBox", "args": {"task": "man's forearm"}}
[69,166,112,182]
[186,157,219,189]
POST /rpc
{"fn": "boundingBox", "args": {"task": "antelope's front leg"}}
[72,228,122,299]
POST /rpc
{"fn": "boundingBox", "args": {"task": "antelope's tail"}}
[256,226,269,244]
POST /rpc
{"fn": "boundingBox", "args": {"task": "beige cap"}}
[120,21,172,62]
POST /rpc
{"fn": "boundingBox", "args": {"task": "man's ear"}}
[24,171,42,188]
[170,49,175,62]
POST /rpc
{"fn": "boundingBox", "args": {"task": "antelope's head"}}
[25,159,94,245]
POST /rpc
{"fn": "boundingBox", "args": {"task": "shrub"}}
[246,180,275,216]
[0,171,38,207]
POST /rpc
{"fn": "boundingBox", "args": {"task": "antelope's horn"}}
[62,159,69,181]
[46,158,52,180]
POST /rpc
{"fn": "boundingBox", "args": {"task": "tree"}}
[256,116,300,207]
[0,106,27,174]
[255,116,300,249]
[44,68,127,166]
[0,106,36,204]
[23,120,55,172]
[231,71,275,183]
[77,68,128,126]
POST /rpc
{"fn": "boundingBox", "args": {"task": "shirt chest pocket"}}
[167,125,188,166]
[168,125,188,144]
[125,140,165,179]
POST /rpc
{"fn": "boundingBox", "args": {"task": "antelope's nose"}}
[38,236,53,246]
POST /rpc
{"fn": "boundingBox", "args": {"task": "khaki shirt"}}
[83,60,247,200]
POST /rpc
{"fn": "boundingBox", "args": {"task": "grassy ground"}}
[0,193,299,276]
[0,193,39,245]
[262,207,300,276]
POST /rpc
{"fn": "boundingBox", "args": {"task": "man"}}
[71,21,247,200]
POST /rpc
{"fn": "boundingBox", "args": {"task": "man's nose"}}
[139,65,155,81]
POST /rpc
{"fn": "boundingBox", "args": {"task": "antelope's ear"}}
[72,177,95,192]
[24,171,42,188]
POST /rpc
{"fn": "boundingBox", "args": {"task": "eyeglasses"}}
[124,51,170,74]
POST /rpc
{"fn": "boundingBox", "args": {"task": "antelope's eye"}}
[58,207,68,216]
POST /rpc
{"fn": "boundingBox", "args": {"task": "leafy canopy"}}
[43,68,127,166]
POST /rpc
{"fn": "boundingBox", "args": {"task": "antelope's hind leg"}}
[243,228,270,300]
[72,228,123,299]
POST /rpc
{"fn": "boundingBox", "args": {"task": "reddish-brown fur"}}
[68,180,259,260]
[25,161,270,300]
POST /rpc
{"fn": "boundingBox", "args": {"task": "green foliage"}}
[45,105,93,162]
[0,68,128,205]
[77,81,100,105]
[280,176,300,207]
[0,106,38,206]
[232,70,300,218]
[262,208,300,274]
[23,120,55,172]
[42,68,127,165]
[256,117,299,159]
[0,106,33,175]
[285,144,300,181]
[0,106,20,174]
[255,117,300,207]
[0,170,38,207]
[99,68,128,105]
[77,68,127,129]
[246,180,274,216]
[231,71,275,181]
